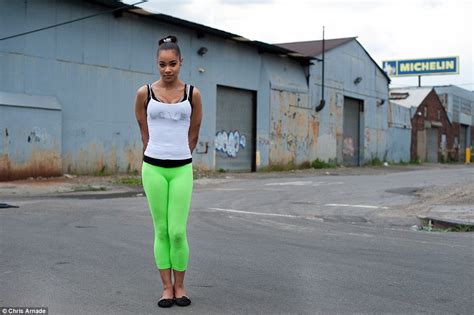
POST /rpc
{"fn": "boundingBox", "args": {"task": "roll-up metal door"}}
[343,97,362,166]
[416,130,426,162]
[215,86,256,171]
[426,128,439,163]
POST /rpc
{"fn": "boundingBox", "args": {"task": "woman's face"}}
[157,49,182,83]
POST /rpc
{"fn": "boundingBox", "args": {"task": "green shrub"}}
[311,158,337,169]
[367,157,383,166]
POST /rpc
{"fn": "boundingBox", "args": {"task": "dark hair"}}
[157,35,181,58]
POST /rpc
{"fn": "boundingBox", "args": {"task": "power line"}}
[0,0,147,41]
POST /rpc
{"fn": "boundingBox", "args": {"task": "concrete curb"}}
[417,205,474,228]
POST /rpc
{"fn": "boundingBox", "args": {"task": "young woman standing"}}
[134,35,202,308]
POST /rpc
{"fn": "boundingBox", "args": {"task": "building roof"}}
[389,87,433,109]
[89,0,312,64]
[276,37,391,82]
[276,37,355,57]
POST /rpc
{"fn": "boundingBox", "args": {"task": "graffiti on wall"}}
[343,137,354,157]
[215,130,246,158]
[28,127,50,143]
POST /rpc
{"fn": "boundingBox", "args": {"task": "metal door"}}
[416,130,426,162]
[343,97,362,166]
[426,128,438,163]
[215,86,256,171]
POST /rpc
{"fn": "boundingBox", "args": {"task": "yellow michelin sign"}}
[382,56,459,77]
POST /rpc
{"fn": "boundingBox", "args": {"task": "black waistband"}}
[143,155,192,168]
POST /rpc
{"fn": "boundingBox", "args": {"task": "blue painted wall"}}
[0,92,62,180]
[0,0,310,177]
[386,102,411,162]
[308,39,390,164]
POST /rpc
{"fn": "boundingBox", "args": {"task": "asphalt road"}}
[1,167,473,314]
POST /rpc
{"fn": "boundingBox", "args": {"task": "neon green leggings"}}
[141,162,193,271]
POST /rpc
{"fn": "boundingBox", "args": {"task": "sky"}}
[122,0,473,90]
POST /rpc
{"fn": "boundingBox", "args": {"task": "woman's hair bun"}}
[159,35,178,46]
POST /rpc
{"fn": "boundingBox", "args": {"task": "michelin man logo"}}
[215,130,246,158]
[383,61,397,76]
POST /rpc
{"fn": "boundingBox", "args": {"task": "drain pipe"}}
[315,26,326,112]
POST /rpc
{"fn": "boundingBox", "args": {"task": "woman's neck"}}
[157,79,183,90]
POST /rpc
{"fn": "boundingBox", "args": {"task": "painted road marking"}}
[325,203,389,209]
[208,207,323,221]
[313,182,344,186]
[265,181,344,187]
[265,181,313,186]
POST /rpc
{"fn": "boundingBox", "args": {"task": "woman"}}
[134,35,202,308]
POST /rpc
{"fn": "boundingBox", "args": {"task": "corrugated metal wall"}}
[0,0,312,178]
[386,102,411,162]
[435,85,473,152]
[309,40,389,165]
[0,92,62,180]
[268,86,316,166]
[1,1,401,178]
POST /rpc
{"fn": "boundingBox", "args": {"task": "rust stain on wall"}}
[0,150,62,181]
[269,89,319,165]
[124,144,142,173]
[310,120,319,141]
[62,142,143,175]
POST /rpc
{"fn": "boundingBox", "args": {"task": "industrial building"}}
[277,38,391,166]
[2,0,468,181]
[0,0,311,179]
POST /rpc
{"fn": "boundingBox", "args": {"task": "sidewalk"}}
[0,174,143,200]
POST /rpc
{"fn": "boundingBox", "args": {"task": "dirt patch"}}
[376,181,474,221]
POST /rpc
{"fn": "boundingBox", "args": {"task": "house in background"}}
[277,38,390,166]
[389,87,453,163]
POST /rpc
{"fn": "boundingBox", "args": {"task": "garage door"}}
[343,97,362,166]
[426,128,439,163]
[215,86,256,171]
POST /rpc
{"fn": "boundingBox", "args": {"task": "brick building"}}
[390,87,454,162]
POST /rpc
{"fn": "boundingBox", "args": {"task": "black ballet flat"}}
[174,295,191,307]
[157,297,174,308]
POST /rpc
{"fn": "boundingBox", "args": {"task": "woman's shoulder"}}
[136,84,149,95]
[187,84,200,95]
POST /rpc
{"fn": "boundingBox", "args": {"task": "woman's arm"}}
[134,85,149,154]
[188,87,203,154]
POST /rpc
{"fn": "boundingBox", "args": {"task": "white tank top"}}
[144,84,192,160]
